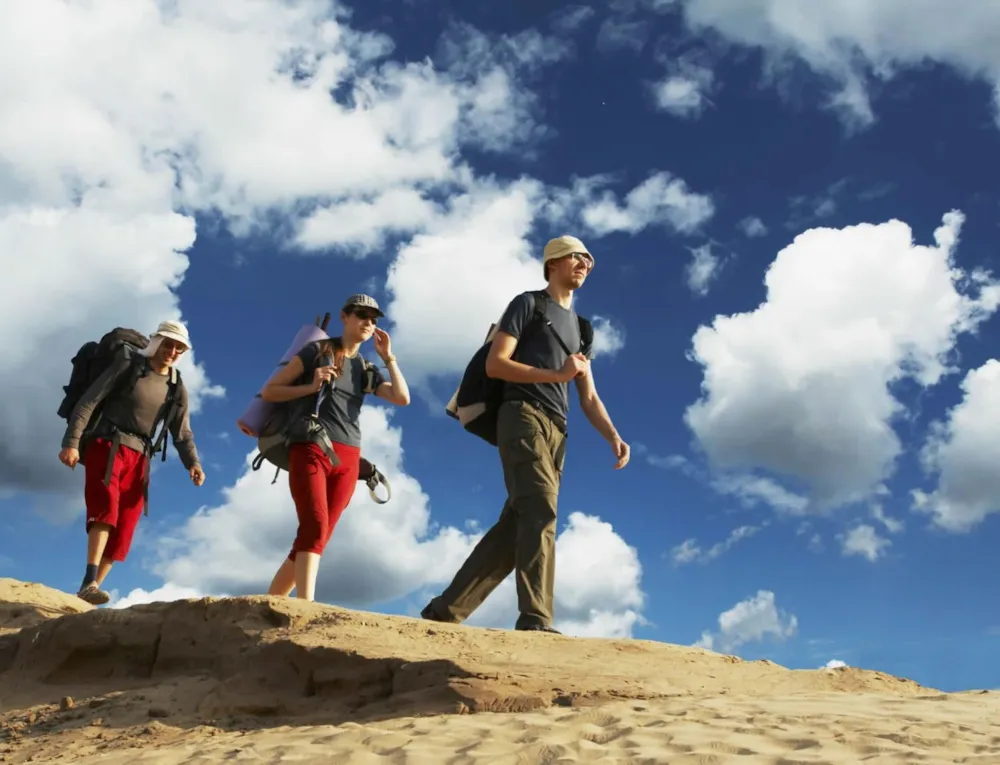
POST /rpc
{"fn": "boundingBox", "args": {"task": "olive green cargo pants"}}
[427,400,566,629]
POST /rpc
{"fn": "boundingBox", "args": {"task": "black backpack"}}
[446,291,593,446]
[57,327,182,463]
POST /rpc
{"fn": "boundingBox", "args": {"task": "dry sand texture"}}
[1,577,997,764]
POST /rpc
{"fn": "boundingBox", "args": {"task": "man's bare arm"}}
[575,370,619,442]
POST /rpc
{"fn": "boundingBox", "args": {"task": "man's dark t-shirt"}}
[497,290,594,424]
[296,340,386,447]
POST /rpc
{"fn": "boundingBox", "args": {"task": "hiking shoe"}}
[77,582,110,606]
[420,603,449,622]
[515,623,561,634]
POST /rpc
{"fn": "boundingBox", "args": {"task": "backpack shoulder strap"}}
[577,315,593,353]
[150,367,183,462]
[362,357,379,395]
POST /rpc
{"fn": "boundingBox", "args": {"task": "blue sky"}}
[2,1,999,694]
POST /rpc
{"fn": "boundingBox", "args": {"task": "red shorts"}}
[287,441,361,559]
[83,438,148,563]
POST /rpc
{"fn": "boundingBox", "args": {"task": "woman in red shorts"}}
[260,294,410,602]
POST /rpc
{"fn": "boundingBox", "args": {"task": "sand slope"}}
[1,578,997,764]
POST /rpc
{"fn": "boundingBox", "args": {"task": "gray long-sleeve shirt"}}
[61,347,200,470]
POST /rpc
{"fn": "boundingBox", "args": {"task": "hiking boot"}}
[77,582,110,606]
[515,623,561,634]
[420,603,449,622]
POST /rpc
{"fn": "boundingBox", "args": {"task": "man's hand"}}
[59,447,80,469]
[560,353,589,382]
[373,327,393,362]
[611,437,630,470]
[190,465,206,486]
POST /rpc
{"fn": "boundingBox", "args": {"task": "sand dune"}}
[1,578,997,764]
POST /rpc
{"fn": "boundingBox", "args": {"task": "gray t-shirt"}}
[62,347,199,469]
[296,340,386,448]
[498,290,594,424]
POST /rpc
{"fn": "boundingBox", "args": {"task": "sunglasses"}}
[161,338,187,354]
[352,310,380,323]
[566,251,594,270]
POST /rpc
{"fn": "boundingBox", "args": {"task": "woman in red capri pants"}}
[260,294,410,602]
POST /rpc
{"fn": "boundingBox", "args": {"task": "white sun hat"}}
[151,320,191,349]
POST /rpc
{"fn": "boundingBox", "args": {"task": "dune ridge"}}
[1,577,997,764]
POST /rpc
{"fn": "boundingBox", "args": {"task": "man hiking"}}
[422,235,630,633]
[58,320,205,605]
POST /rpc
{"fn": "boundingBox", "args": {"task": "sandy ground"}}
[1,577,997,764]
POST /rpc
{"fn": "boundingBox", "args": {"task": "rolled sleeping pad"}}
[237,323,330,437]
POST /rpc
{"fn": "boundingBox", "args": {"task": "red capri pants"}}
[83,438,148,563]
[286,441,361,560]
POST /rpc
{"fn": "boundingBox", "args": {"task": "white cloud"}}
[576,171,715,237]
[840,524,891,562]
[435,23,574,156]
[823,659,848,669]
[648,453,808,516]
[738,216,768,237]
[295,188,438,254]
[589,316,627,359]
[871,503,904,534]
[148,407,646,637]
[676,0,1000,129]
[695,590,798,654]
[652,61,715,118]
[670,524,760,566]
[597,18,650,55]
[685,243,722,296]
[108,582,208,610]
[684,211,1000,512]
[712,474,808,514]
[914,359,1000,532]
[670,539,702,566]
[550,6,596,35]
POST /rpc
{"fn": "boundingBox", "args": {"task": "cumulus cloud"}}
[648,453,808,515]
[652,61,715,118]
[839,524,891,562]
[597,17,651,55]
[575,171,715,237]
[669,524,761,566]
[695,590,798,654]
[589,316,627,359]
[684,211,1000,513]
[146,407,645,636]
[675,0,1000,129]
[551,6,596,35]
[823,659,848,669]
[108,582,207,610]
[685,243,722,296]
[738,216,768,238]
[914,359,1000,532]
